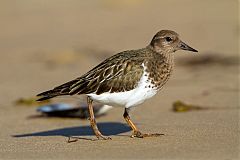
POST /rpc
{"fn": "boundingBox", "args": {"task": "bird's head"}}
[149,30,198,54]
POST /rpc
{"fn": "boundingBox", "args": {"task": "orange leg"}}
[123,108,164,138]
[87,97,111,140]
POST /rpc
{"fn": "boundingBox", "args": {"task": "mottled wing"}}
[69,51,145,95]
[37,50,145,101]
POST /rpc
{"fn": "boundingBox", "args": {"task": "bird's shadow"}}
[12,122,131,138]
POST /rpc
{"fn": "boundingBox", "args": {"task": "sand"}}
[0,0,239,159]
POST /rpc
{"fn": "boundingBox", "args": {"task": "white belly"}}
[87,65,158,108]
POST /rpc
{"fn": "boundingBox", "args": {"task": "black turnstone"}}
[37,30,198,140]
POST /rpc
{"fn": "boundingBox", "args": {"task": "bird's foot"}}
[67,136,79,143]
[95,134,112,141]
[130,131,164,138]
[67,136,98,142]
[67,135,111,142]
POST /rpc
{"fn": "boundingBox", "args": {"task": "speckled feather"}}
[36,30,197,102]
[37,47,173,101]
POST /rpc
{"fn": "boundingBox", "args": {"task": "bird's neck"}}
[146,45,174,64]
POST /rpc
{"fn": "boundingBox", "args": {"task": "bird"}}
[37,30,198,140]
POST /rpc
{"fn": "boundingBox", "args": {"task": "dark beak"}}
[178,41,198,52]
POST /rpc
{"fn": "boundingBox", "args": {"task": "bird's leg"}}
[123,108,164,138]
[87,97,111,140]
[123,108,140,136]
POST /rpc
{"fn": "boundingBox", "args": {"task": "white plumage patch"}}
[87,64,158,108]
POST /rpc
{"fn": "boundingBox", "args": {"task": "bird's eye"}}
[165,37,172,42]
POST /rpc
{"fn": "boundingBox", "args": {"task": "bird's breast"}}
[145,53,174,89]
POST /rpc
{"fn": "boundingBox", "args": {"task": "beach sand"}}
[0,1,239,159]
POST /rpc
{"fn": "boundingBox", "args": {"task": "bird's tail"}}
[36,79,80,101]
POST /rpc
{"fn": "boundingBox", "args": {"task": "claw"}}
[98,136,112,140]
[67,136,79,143]
[131,131,164,138]
[96,135,112,140]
